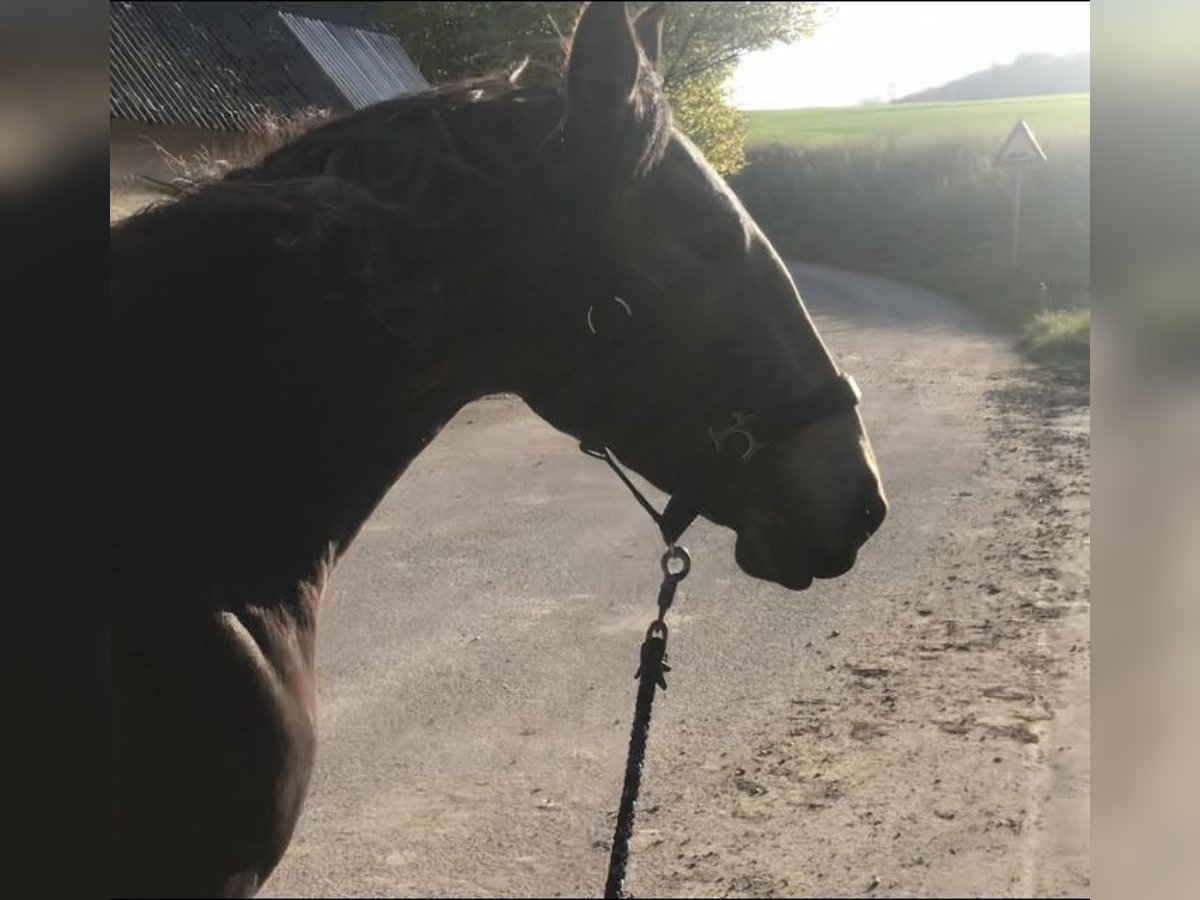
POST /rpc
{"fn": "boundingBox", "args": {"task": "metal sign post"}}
[995,119,1047,278]
[1010,166,1024,277]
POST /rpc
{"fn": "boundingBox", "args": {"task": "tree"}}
[379,2,822,174]
[653,3,822,172]
[378,3,579,83]
[667,64,748,173]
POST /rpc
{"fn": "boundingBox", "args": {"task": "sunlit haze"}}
[730,1,1091,109]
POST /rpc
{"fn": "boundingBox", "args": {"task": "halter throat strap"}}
[579,445,697,545]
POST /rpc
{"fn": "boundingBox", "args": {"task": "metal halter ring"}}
[587,295,633,335]
[709,411,765,463]
[661,545,691,581]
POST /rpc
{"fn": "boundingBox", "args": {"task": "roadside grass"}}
[1021,309,1090,369]
[732,95,1090,374]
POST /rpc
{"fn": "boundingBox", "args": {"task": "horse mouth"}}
[735,534,814,590]
[732,512,858,591]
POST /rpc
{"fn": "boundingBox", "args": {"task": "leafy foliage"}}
[1021,309,1090,368]
[379,2,579,83]
[654,2,821,87]
[665,64,746,173]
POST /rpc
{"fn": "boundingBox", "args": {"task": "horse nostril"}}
[863,482,887,536]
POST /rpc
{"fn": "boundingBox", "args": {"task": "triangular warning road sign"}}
[995,119,1047,166]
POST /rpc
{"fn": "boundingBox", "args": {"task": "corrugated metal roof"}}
[109,2,427,133]
[270,2,395,30]
[278,12,427,109]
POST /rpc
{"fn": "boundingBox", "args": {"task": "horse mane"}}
[111,50,671,395]
[122,49,671,237]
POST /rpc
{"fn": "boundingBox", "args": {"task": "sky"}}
[729,1,1092,110]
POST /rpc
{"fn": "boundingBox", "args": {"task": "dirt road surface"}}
[260,263,1090,898]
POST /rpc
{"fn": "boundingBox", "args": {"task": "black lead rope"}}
[581,444,698,899]
[581,373,865,896]
[603,545,689,899]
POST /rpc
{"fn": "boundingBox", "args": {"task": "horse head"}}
[520,2,887,589]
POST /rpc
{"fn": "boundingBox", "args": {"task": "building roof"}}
[277,11,426,111]
[109,2,428,133]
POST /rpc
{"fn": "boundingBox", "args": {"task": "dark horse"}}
[111,3,887,896]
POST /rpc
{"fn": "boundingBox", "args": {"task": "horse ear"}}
[565,1,641,119]
[633,3,666,71]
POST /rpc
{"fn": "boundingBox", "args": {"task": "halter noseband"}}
[708,372,862,464]
[582,371,863,545]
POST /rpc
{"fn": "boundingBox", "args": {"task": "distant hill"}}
[896,53,1090,103]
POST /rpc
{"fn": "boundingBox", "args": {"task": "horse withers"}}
[110,3,885,895]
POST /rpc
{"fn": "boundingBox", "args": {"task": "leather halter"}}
[708,372,862,462]
[583,371,863,545]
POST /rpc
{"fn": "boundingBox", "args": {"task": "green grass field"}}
[746,93,1090,151]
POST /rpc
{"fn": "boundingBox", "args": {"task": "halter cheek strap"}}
[582,372,863,545]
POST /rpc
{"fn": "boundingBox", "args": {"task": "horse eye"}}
[689,228,743,263]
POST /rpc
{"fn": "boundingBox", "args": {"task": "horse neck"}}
[111,190,503,620]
